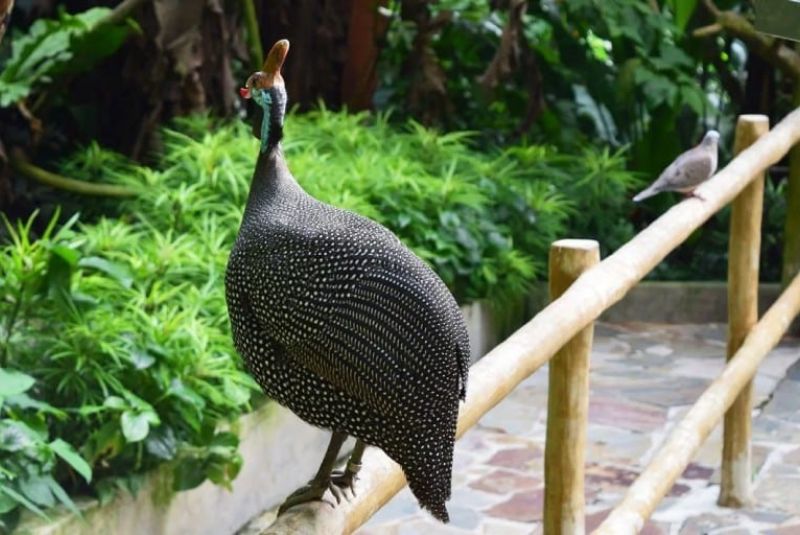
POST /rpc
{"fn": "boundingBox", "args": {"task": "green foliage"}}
[378,0,730,169]
[0,7,132,107]
[0,206,254,529]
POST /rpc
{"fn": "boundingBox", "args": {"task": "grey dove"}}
[633,130,720,202]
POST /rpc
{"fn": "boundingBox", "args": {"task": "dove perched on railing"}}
[633,130,720,202]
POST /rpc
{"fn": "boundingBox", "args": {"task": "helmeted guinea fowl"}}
[225,40,470,522]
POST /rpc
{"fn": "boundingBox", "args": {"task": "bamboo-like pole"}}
[259,107,800,535]
[544,240,599,535]
[720,115,768,507]
[594,271,800,535]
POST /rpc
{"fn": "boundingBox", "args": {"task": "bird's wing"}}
[244,227,465,418]
[655,147,714,191]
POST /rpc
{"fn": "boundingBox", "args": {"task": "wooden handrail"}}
[261,107,800,535]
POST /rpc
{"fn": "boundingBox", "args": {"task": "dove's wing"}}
[654,147,715,192]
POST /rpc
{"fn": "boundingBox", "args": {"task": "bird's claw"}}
[330,460,361,502]
[277,480,330,516]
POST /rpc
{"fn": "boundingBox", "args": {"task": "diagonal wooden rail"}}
[260,107,800,535]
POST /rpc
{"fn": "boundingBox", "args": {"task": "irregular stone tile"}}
[589,396,667,432]
[682,463,714,480]
[785,358,800,381]
[448,505,482,531]
[621,378,710,409]
[584,509,668,532]
[646,344,674,356]
[585,464,640,490]
[367,488,420,525]
[451,487,503,511]
[762,380,800,423]
[744,509,791,525]
[585,424,652,465]
[772,519,800,534]
[584,509,611,531]
[479,401,538,436]
[754,475,800,516]
[482,518,541,535]
[486,447,540,471]
[483,489,544,523]
[468,469,540,495]
[782,446,800,465]
[668,482,691,497]
[754,415,800,443]
[677,512,742,534]
[758,347,800,380]
[397,518,466,535]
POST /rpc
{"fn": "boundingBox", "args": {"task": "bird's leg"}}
[330,439,366,502]
[278,430,348,515]
[685,189,706,201]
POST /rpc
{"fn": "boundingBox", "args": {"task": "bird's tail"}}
[380,413,457,523]
[633,185,660,202]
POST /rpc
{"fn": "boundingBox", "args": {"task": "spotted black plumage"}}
[225,41,469,522]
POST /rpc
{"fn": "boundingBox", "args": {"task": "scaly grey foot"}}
[329,458,362,503]
[277,479,332,515]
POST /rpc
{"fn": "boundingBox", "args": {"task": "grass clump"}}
[0,109,641,528]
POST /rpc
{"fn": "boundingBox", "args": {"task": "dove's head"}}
[702,130,720,148]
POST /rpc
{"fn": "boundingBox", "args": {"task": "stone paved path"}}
[358,323,800,535]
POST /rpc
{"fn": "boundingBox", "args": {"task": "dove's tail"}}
[633,186,660,202]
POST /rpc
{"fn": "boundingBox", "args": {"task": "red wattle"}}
[239,87,251,99]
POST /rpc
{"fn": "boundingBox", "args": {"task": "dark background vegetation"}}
[1,0,799,530]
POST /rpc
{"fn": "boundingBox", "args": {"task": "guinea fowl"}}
[225,40,470,522]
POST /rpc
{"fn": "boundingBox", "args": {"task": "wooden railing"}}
[260,108,800,535]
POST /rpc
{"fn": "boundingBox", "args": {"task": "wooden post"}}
[720,115,769,507]
[544,239,599,535]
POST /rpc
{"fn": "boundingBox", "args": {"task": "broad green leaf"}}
[19,475,55,508]
[50,439,92,483]
[0,369,35,396]
[172,458,206,491]
[130,350,155,370]
[120,411,151,442]
[145,427,177,460]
